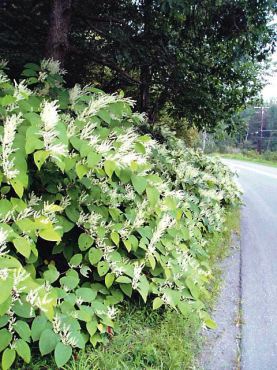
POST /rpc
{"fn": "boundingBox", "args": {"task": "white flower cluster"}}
[77,210,102,236]
[0,114,22,179]
[80,94,134,119]
[0,228,9,256]
[147,214,176,255]
[41,58,66,76]
[13,80,31,101]
[132,262,144,289]
[53,315,77,347]
[40,100,67,157]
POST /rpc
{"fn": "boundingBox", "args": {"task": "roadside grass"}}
[218,152,277,168]
[19,208,240,370]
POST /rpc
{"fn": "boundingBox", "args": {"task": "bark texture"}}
[45,0,72,65]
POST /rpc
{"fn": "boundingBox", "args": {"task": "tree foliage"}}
[0,0,276,130]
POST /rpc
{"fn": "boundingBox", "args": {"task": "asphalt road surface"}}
[223,159,277,370]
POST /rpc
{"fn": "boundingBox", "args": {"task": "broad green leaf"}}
[76,287,97,302]
[131,175,147,194]
[0,329,12,352]
[54,342,72,368]
[0,276,13,305]
[76,163,89,179]
[104,160,116,178]
[105,273,115,289]
[110,231,120,246]
[31,316,48,342]
[39,329,59,356]
[39,226,61,242]
[2,348,16,370]
[116,276,132,284]
[87,151,101,169]
[69,253,82,267]
[97,261,109,276]
[146,186,160,206]
[13,236,31,258]
[153,297,164,310]
[10,179,24,198]
[15,339,31,363]
[14,321,31,342]
[78,233,93,251]
[86,321,98,337]
[34,150,50,170]
[88,247,103,265]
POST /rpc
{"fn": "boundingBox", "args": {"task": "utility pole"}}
[202,130,207,152]
[254,106,269,154]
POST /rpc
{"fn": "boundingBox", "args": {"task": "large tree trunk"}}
[139,0,152,114]
[45,0,72,65]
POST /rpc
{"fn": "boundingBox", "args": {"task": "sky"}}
[262,16,277,102]
[262,51,277,101]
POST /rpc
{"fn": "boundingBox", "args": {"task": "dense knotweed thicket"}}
[0,60,240,368]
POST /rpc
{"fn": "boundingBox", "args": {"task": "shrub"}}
[0,59,240,368]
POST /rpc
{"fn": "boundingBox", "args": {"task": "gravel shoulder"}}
[198,232,241,370]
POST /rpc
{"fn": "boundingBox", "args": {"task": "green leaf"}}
[146,186,160,206]
[200,311,218,329]
[153,297,164,310]
[76,287,97,303]
[0,276,13,305]
[88,247,103,265]
[86,321,98,337]
[0,329,12,352]
[78,233,93,251]
[123,239,132,252]
[110,231,120,246]
[34,150,50,170]
[39,329,59,356]
[54,342,72,368]
[105,273,115,289]
[87,151,101,169]
[131,175,147,194]
[69,253,83,267]
[76,163,89,179]
[15,339,31,363]
[43,265,60,283]
[120,283,132,297]
[104,160,116,178]
[97,261,109,276]
[39,226,61,242]
[10,179,24,198]
[13,236,31,258]
[137,275,150,303]
[185,277,200,299]
[116,276,132,284]
[2,348,16,370]
[14,321,31,342]
[148,254,156,270]
[0,95,16,106]
[31,316,48,342]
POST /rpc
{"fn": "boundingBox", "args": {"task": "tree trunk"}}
[139,0,151,114]
[139,66,150,113]
[45,0,72,65]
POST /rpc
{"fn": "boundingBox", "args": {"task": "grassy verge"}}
[20,208,240,370]
[218,152,277,168]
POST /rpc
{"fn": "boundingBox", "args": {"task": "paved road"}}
[223,159,277,370]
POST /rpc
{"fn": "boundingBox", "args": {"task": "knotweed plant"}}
[0,61,241,369]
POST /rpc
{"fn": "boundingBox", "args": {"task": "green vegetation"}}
[219,151,277,168]
[18,208,240,370]
[0,61,241,368]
